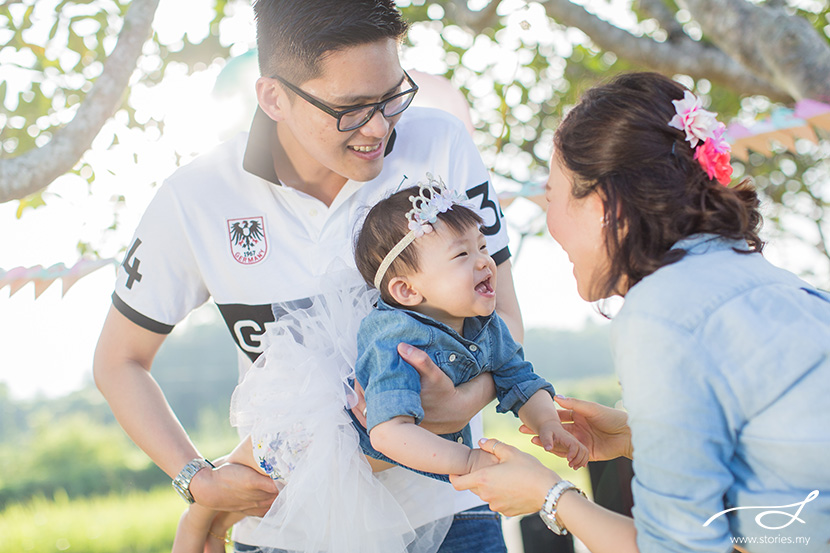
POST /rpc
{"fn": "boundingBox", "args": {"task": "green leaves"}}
[15,191,45,218]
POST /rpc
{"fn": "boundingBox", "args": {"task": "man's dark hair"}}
[252,0,408,84]
[355,185,482,305]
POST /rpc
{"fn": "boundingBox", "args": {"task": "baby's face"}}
[406,221,497,331]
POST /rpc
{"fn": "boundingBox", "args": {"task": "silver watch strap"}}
[172,458,214,504]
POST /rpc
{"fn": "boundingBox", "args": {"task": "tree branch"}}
[538,0,789,101]
[681,0,830,101]
[0,0,161,203]
[444,0,503,34]
[636,0,684,39]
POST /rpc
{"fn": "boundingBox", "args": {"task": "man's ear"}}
[256,76,286,122]
[387,277,422,307]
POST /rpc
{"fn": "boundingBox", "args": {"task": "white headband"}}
[373,174,474,290]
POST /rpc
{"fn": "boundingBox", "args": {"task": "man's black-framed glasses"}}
[274,70,419,132]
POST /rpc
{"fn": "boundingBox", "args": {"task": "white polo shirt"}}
[112,106,511,543]
[114,106,509,360]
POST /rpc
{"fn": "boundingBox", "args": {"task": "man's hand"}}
[350,379,368,428]
[398,342,496,434]
[189,462,279,517]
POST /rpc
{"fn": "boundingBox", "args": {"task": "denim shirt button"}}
[456,436,464,443]
[449,353,457,362]
[469,344,478,352]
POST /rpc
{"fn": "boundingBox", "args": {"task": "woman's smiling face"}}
[544,155,612,302]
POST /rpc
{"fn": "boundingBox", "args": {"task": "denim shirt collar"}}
[375,297,495,342]
[670,233,748,255]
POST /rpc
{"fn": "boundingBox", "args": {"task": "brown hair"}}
[355,185,482,304]
[553,72,763,298]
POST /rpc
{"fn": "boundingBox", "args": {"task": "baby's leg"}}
[227,435,265,473]
[171,503,219,553]
[171,437,265,553]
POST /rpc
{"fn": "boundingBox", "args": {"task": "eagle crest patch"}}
[228,217,267,265]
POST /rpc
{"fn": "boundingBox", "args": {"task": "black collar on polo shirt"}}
[242,107,398,185]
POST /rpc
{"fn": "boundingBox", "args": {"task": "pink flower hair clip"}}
[668,90,733,186]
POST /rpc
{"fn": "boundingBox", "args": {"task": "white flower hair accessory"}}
[668,90,718,147]
[668,90,733,186]
[374,174,474,290]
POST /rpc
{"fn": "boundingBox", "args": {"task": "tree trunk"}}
[682,0,830,101]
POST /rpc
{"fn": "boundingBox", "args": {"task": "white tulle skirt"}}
[229,267,452,553]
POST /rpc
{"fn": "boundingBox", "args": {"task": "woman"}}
[450,72,830,553]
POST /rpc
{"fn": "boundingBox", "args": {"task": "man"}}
[94,1,522,551]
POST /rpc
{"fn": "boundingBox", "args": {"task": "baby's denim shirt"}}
[613,234,830,553]
[353,298,554,481]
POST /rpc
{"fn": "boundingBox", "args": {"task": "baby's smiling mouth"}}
[475,276,495,296]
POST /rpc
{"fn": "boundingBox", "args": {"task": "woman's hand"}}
[398,342,495,434]
[450,438,560,517]
[523,396,632,462]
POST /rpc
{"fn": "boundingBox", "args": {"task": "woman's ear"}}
[256,76,286,122]
[387,277,423,307]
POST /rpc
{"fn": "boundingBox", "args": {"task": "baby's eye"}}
[479,243,488,252]
[453,251,468,259]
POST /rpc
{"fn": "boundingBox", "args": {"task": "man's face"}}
[275,39,406,184]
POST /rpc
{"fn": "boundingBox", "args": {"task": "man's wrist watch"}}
[172,458,214,504]
[539,480,586,535]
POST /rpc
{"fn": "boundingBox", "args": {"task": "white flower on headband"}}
[408,215,435,237]
[405,173,473,237]
[668,90,718,147]
[374,173,478,290]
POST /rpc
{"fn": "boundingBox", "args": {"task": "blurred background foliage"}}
[0,311,617,552]
[2,0,829,281]
[1,0,829,549]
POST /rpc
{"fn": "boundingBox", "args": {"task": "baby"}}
[353,175,589,480]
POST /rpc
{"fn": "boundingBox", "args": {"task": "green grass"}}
[0,487,183,553]
[0,385,612,553]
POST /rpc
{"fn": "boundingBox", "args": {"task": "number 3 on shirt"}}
[466,182,503,236]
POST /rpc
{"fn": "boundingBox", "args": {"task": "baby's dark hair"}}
[554,71,763,298]
[355,185,482,304]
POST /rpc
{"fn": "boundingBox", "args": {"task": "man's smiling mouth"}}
[349,144,381,153]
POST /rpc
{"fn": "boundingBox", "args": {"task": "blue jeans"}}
[233,505,507,553]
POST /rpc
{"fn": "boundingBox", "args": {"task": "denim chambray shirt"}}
[353,298,554,481]
[613,234,830,553]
